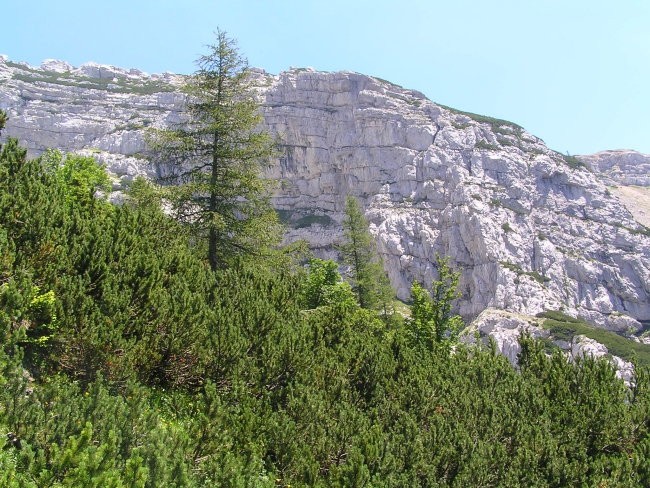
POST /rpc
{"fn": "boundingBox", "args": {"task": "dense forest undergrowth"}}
[1,114,650,486]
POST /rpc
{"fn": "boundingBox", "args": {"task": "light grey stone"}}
[1,56,648,338]
[41,59,73,73]
[461,308,548,366]
[464,309,636,382]
[579,150,650,187]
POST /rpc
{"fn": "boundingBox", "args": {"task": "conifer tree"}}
[339,196,393,311]
[408,256,464,348]
[151,30,279,270]
[3,109,650,487]
[46,151,111,207]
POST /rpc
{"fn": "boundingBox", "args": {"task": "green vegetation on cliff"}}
[2,28,650,484]
[1,111,649,487]
[539,311,650,368]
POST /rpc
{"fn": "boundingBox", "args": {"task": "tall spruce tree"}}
[339,196,393,311]
[152,30,279,270]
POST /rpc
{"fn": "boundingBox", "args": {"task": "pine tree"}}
[151,30,280,270]
[408,256,464,348]
[339,196,393,311]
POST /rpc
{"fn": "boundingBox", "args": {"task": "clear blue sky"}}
[3,0,649,155]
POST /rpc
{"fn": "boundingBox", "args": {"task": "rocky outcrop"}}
[0,56,185,186]
[460,309,549,365]
[462,308,636,383]
[577,150,650,227]
[1,57,649,334]
[578,150,650,187]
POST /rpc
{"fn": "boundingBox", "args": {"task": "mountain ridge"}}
[1,56,648,338]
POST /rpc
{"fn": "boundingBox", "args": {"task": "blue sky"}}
[3,0,649,155]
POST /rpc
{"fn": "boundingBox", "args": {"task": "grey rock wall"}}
[1,57,649,334]
[579,150,650,187]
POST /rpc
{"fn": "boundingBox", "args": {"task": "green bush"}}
[538,311,650,367]
[562,153,588,170]
[2,113,649,487]
[438,103,523,131]
[475,140,500,151]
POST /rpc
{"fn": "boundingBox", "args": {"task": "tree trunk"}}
[208,131,219,271]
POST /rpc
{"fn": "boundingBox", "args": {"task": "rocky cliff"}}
[578,150,650,187]
[577,150,650,228]
[1,56,649,336]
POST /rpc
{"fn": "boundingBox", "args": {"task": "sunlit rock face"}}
[578,150,650,187]
[1,57,649,332]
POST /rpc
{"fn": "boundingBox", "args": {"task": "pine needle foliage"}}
[150,30,280,270]
[2,90,650,486]
[408,256,464,350]
[339,196,394,312]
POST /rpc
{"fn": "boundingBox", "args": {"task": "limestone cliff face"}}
[578,150,650,187]
[1,57,649,333]
[577,150,650,228]
[0,56,185,183]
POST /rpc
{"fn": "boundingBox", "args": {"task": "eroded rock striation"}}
[1,56,649,336]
